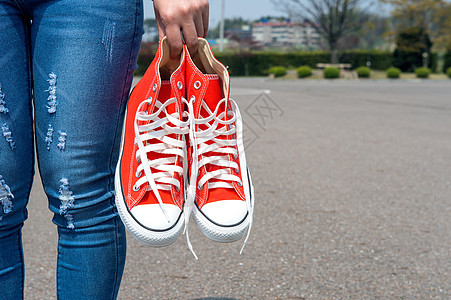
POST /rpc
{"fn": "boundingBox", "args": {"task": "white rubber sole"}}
[192,206,250,243]
[114,165,184,247]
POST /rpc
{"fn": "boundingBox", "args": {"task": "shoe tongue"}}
[158,81,176,115]
[202,75,224,114]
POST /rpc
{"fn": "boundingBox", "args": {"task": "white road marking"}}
[231,89,271,96]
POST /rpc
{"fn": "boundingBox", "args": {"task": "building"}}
[209,25,257,50]
[252,21,321,49]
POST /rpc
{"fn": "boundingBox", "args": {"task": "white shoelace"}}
[190,98,242,190]
[134,97,189,222]
[185,97,254,258]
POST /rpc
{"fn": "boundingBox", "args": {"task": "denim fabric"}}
[0,0,143,299]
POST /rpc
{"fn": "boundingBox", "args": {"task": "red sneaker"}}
[115,38,188,247]
[184,38,254,252]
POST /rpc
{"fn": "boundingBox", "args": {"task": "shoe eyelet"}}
[152,83,157,92]
[175,185,180,192]
[177,81,183,90]
[135,171,142,178]
[190,95,196,103]
[198,184,203,191]
[237,181,243,187]
[235,168,240,174]
[194,81,201,90]
[133,185,140,192]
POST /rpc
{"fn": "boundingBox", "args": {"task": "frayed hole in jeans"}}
[45,73,57,114]
[2,123,16,149]
[0,84,9,114]
[57,131,67,151]
[45,124,54,150]
[0,175,14,215]
[59,178,75,229]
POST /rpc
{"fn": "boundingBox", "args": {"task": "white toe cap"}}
[130,204,182,230]
[200,200,248,226]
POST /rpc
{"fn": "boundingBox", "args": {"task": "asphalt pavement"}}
[23,78,451,299]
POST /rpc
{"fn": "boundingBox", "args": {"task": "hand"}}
[153,0,209,59]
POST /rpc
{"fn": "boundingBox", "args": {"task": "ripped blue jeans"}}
[0,0,143,299]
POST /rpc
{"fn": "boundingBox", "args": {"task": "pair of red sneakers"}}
[115,38,254,258]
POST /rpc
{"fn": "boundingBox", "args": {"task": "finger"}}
[154,9,166,40]
[165,25,183,60]
[202,2,209,37]
[181,21,199,57]
[193,13,205,38]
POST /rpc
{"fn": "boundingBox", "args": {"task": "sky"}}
[144,0,393,27]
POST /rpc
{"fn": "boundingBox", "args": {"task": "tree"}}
[393,27,432,71]
[380,0,451,51]
[357,13,391,50]
[274,0,363,63]
[335,10,391,51]
[430,1,451,50]
[444,40,451,72]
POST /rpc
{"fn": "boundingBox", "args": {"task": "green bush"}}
[446,67,451,78]
[356,66,371,78]
[415,67,431,78]
[297,65,312,78]
[323,67,340,79]
[386,67,401,79]
[268,66,287,77]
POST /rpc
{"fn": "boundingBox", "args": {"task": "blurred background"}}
[138,0,451,79]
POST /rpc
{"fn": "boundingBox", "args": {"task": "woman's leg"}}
[0,2,35,299]
[30,0,143,299]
